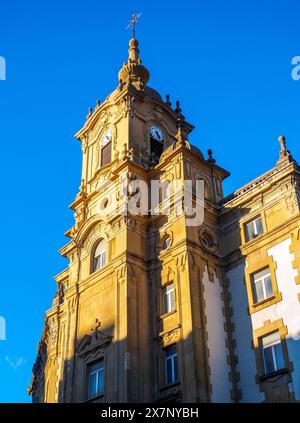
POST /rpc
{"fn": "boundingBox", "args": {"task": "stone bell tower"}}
[29,29,234,404]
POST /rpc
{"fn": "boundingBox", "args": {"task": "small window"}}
[162,283,175,314]
[161,236,171,251]
[245,216,263,242]
[101,142,111,166]
[165,345,178,385]
[87,360,104,399]
[252,268,273,303]
[92,239,106,273]
[262,331,284,374]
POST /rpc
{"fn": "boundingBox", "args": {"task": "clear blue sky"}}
[0,0,299,402]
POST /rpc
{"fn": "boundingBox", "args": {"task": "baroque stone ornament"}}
[277,135,294,166]
[46,317,58,347]
[118,38,150,91]
[199,228,217,252]
[76,319,112,359]
[81,134,88,154]
[160,328,180,346]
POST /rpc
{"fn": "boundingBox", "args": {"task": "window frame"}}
[245,255,282,314]
[244,216,264,242]
[253,319,292,384]
[101,140,112,167]
[162,283,175,315]
[161,236,171,252]
[164,344,179,386]
[251,267,274,304]
[92,239,106,274]
[261,331,285,375]
[86,359,104,400]
[159,180,171,204]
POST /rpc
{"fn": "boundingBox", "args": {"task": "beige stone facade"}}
[29,37,300,403]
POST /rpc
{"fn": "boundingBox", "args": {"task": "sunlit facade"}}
[28,36,300,403]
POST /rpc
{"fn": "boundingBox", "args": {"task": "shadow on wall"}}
[57,331,211,403]
[30,314,214,403]
[28,306,300,403]
[28,338,48,402]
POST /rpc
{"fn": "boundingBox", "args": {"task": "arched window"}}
[161,235,171,251]
[159,180,170,203]
[92,239,106,273]
[101,129,112,167]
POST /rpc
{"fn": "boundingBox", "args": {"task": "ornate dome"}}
[143,86,162,101]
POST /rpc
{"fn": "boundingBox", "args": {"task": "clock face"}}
[150,125,164,143]
[101,129,112,146]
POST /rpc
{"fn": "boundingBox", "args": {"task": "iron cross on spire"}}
[126,12,142,39]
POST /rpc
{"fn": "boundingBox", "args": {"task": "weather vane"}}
[126,12,142,39]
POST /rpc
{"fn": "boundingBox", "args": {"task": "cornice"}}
[221,162,299,209]
[53,267,69,283]
[58,240,75,257]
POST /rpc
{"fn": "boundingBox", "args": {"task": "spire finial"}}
[175,118,189,148]
[277,135,295,167]
[166,94,172,107]
[175,100,182,115]
[86,107,93,119]
[126,12,142,39]
[278,135,286,152]
[119,13,150,89]
[207,149,216,164]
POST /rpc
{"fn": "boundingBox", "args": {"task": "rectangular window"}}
[165,345,178,385]
[101,142,111,166]
[245,216,264,242]
[87,360,104,399]
[252,268,273,303]
[162,283,175,314]
[262,331,285,374]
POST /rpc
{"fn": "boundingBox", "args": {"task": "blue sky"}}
[0,0,299,402]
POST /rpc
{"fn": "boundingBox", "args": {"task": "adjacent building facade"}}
[28,36,300,403]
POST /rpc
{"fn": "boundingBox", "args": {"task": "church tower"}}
[28,28,234,403]
[29,18,300,402]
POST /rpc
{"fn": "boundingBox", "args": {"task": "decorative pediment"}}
[76,321,112,358]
